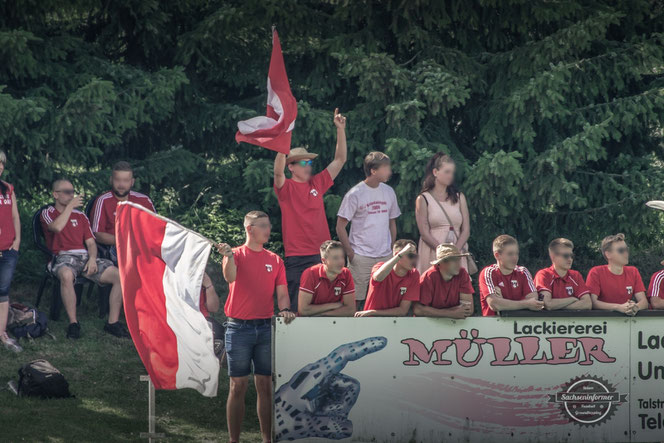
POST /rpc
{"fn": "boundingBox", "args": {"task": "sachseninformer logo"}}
[548,376,628,426]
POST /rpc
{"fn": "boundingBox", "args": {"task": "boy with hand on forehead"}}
[298,240,356,317]
[355,239,420,317]
[479,234,543,316]
[414,243,474,318]
[587,233,647,316]
[534,238,591,310]
[274,108,347,313]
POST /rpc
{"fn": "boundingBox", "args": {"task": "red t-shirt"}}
[586,265,645,304]
[364,263,420,310]
[274,169,334,257]
[91,191,155,235]
[200,287,210,318]
[648,270,664,301]
[418,265,474,309]
[534,266,590,299]
[479,264,536,316]
[40,206,94,255]
[0,181,16,250]
[224,245,287,320]
[299,263,355,307]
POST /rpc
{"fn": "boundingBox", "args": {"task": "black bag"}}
[18,360,72,399]
[8,303,49,339]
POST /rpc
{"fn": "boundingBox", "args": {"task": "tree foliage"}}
[2,0,664,278]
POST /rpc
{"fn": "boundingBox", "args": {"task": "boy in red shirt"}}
[587,233,647,315]
[90,161,155,264]
[298,240,356,317]
[479,235,543,316]
[217,211,295,443]
[534,238,591,310]
[415,243,474,318]
[647,261,664,310]
[274,109,347,313]
[355,239,420,317]
[40,179,126,339]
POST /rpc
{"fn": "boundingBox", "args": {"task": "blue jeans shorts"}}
[224,320,271,377]
[0,249,19,303]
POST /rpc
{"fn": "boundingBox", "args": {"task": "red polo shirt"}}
[274,169,334,257]
[479,264,536,316]
[40,206,94,255]
[648,270,664,300]
[364,263,420,310]
[419,265,474,309]
[224,245,287,320]
[0,181,16,250]
[299,263,355,306]
[534,266,590,299]
[91,190,155,235]
[586,265,645,304]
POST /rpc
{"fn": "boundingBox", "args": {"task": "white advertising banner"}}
[273,317,644,442]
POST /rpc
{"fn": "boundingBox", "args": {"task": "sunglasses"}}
[556,252,575,260]
[296,160,313,167]
[55,189,76,195]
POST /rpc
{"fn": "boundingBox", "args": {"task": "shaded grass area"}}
[0,283,263,442]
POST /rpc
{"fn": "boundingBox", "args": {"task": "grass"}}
[1,282,264,443]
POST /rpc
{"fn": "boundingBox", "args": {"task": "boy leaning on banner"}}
[479,234,543,316]
[217,210,295,443]
[647,260,664,310]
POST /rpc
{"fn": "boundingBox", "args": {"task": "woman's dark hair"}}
[420,153,460,204]
[0,150,8,196]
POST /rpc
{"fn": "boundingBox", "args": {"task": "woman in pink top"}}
[415,153,471,275]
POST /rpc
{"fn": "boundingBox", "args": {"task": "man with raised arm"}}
[354,240,420,317]
[217,211,295,443]
[298,240,356,317]
[534,238,591,311]
[479,234,543,316]
[274,108,347,313]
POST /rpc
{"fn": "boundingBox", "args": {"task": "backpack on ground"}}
[8,303,50,340]
[17,359,72,399]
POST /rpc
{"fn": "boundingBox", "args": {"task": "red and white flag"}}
[115,201,219,397]
[235,28,297,154]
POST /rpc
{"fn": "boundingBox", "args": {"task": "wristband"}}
[280,308,292,313]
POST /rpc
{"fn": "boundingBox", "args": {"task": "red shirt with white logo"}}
[586,265,645,304]
[534,266,590,299]
[419,265,474,309]
[90,191,155,235]
[647,270,664,301]
[224,245,287,320]
[40,206,94,255]
[274,169,334,257]
[364,263,420,310]
[479,264,536,316]
[299,263,355,307]
[0,181,16,250]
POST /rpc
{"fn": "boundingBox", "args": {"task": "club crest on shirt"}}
[71,219,78,227]
[566,286,574,296]
[626,286,633,295]
[498,281,505,287]
[334,287,342,297]
[310,189,319,197]
[511,280,519,288]
[400,287,407,296]
[265,264,273,272]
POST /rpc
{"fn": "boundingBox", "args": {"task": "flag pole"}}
[139,375,164,441]
[117,201,217,247]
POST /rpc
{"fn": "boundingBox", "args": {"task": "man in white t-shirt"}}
[336,151,401,309]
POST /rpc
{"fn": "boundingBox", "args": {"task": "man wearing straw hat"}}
[414,243,474,318]
[273,108,347,312]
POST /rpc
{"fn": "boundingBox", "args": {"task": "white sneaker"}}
[1,333,23,353]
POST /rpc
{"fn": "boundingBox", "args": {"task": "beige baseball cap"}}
[286,147,318,164]
[430,243,471,265]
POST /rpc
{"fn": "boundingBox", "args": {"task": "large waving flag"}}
[235,27,297,154]
[115,201,219,397]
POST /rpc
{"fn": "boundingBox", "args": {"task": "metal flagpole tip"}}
[646,200,664,211]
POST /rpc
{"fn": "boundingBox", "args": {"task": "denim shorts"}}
[224,321,271,377]
[0,249,19,303]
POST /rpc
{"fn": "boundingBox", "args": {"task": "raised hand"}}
[274,336,387,441]
[333,107,346,129]
[397,242,415,257]
[215,243,233,257]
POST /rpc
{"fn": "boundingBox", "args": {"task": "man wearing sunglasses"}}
[40,180,127,339]
[274,108,347,312]
[479,235,543,316]
[355,240,420,317]
[533,238,591,310]
[586,233,647,316]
